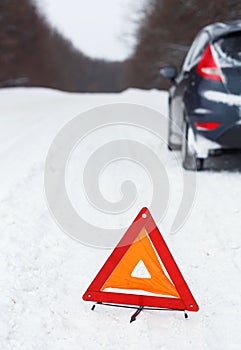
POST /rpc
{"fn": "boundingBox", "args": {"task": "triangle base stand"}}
[91,302,189,322]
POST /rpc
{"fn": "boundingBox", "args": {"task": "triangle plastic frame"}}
[82,207,199,312]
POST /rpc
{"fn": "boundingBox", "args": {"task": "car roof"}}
[202,21,241,41]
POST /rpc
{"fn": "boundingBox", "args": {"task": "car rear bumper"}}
[192,121,241,158]
[216,123,241,148]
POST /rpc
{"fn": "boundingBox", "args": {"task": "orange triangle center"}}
[101,228,180,298]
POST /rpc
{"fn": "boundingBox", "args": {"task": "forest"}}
[1,0,241,91]
[0,0,125,92]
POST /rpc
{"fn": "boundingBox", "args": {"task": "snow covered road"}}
[0,88,241,350]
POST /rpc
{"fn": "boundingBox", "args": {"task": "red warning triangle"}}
[82,208,199,312]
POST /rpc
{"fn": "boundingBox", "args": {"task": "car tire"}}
[182,119,204,171]
[167,117,174,151]
[196,157,204,171]
[167,103,182,151]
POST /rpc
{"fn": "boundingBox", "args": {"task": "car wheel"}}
[196,157,204,171]
[167,103,181,151]
[167,114,174,151]
[182,119,204,171]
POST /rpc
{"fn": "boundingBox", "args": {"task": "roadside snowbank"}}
[0,88,240,350]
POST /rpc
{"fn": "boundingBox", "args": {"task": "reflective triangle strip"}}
[83,208,199,312]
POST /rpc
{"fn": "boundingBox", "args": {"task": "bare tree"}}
[0,0,126,92]
[125,0,241,89]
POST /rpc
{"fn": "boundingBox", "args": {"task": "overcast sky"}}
[34,0,144,61]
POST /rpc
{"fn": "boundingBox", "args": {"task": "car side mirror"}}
[160,66,177,82]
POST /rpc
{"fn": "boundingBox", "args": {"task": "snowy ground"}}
[0,87,241,350]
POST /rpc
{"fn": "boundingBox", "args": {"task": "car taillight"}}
[195,122,221,131]
[196,44,222,81]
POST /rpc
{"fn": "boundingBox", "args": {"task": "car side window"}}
[182,31,210,72]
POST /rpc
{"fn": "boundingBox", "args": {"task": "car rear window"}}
[213,32,241,66]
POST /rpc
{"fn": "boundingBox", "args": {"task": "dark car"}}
[161,21,241,170]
